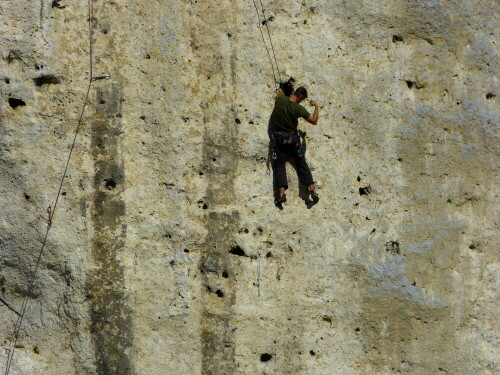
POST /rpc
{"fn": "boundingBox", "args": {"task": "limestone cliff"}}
[0,0,498,374]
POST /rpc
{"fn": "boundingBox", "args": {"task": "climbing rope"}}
[258,0,282,84]
[0,298,19,317]
[251,0,282,90]
[3,1,96,374]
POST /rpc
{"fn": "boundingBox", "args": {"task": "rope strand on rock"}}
[258,0,282,84]
[3,1,95,374]
[0,298,20,317]
[251,0,281,91]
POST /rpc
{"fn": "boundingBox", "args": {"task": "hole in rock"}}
[215,289,224,298]
[355,327,360,332]
[212,158,217,162]
[8,98,26,108]
[392,35,403,42]
[198,171,203,176]
[62,192,66,196]
[52,0,66,9]
[253,227,264,236]
[104,179,116,190]
[140,115,146,120]
[235,118,241,124]
[260,353,273,362]
[202,203,208,210]
[266,252,272,258]
[222,271,229,278]
[24,193,30,200]
[357,176,361,182]
[184,248,190,253]
[309,350,316,356]
[359,186,371,195]
[249,121,254,124]
[385,241,400,255]
[408,80,425,89]
[33,75,60,86]
[102,29,108,34]
[486,92,495,99]
[34,64,43,70]
[229,246,245,256]
[99,100,106,105]
[7,51,22,63]
[4,78,10,84]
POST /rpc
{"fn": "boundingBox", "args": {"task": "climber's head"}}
[293,86,308,102]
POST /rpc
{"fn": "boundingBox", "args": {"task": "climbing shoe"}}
[310,191,319,204]
[275,194,287,205]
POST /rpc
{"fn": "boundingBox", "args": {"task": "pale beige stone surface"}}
[0,0,498,374]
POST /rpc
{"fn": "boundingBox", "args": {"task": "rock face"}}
[0,0,498,374]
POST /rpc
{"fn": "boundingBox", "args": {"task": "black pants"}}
[272,133,314,190]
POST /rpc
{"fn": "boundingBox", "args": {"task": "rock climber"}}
[270,85,320,205]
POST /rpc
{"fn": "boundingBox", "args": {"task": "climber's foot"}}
[275,194,287,205]
[310,191,319,204]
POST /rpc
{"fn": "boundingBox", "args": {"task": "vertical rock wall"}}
[0,0,498,374]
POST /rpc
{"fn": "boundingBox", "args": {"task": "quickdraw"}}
[46,200,55,227]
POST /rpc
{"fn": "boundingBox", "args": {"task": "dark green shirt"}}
[270,95,311,132]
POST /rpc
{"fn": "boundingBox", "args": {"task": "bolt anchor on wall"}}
[91,74,111,81]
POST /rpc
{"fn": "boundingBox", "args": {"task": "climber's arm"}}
[305,101,319,125]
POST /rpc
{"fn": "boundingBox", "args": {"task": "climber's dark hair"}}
[293,86,308,99]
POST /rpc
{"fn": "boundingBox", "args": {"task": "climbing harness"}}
[267,129,306,175]
[273,130,306,155]
[3,1,99,374]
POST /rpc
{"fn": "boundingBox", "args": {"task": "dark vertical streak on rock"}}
[199,48,241,373]
[200,211,239,375]
[89,83,133,375]
[39,0,44,30]
[199,107,240,373]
